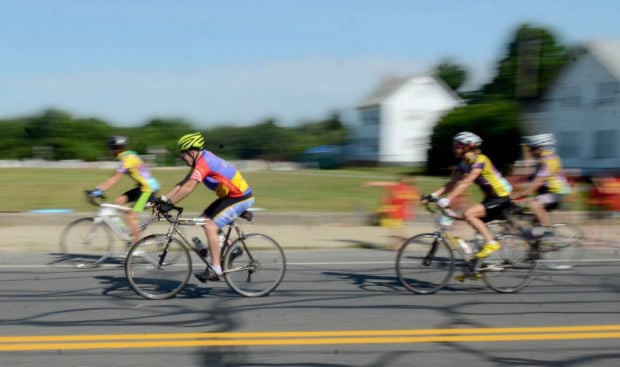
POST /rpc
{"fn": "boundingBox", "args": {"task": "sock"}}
[211,265,222,276]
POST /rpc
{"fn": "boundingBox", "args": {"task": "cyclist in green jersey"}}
[88,136,160,244]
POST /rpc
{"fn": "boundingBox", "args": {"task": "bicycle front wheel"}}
[482,234,537,293]
[223,234,286,297]
[538,223,584,270]
[125,234,191,300]
[396,233,454,294]
[59,217,114,268]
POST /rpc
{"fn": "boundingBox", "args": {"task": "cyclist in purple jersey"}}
[156,132,254,282]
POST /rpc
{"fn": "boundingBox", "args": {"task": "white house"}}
[347,73,463,165]
[537,40,620,175]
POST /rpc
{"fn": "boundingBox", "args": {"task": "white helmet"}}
[524,133,556,149]
[453,131,482,148]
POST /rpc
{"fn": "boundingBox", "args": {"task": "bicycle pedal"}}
[455,273,482,282]
[479,264,504,272]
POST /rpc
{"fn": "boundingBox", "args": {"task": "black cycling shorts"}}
[482,196,513,222]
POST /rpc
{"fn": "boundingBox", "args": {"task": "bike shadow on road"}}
[93,273,240,300]
[321,270,482,295]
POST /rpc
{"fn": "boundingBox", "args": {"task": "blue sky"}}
[2,0,620,127]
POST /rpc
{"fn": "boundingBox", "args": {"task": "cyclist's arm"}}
[164,177,200,205]
[431,168,462,198]
[511,175,545,199]
[445,168,480,203]
[96,171,123,191]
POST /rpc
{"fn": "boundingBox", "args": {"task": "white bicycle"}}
[58,193,159,268]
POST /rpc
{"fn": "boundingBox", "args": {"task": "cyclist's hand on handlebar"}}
[87,188,104,198]
[421,193,434,203]
[154,197,174,213]
[437,197,450,208]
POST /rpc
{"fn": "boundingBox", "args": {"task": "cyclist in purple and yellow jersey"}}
[88,136,160,244]
[424,131,513,259]
[511,133,572,237]
[156,132,254,282]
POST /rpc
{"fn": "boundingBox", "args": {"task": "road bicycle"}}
[58,193,159,268]
[124,204,286,300]
[485,202,584,270]
[396,196,537,294]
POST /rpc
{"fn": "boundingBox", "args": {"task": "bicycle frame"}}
[153,207,249,272]
[427,205,484,276]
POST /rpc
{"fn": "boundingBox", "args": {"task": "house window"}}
[360,108,380,126]
[592,130,616,159]
[558,131,580,159]
[596,81,618,105]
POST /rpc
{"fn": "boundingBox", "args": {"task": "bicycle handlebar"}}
[85,190,107,207]
[420,195,463,220]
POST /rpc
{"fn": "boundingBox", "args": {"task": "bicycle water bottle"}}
[192,237,209,258]
[455,237,473,259]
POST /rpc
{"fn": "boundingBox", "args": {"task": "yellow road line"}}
[1,325,620,352]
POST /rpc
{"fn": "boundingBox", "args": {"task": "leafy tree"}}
[435,61,468,92]
[482,24,570,102]
[426,101,522,175]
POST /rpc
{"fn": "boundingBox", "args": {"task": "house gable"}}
[540,39,620,175]
[350,73,463,165]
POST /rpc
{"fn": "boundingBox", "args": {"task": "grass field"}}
[0,167,446,213]
[0,167,588,213]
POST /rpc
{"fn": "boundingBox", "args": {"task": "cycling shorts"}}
[203,194,255,228]
[481,196,513,222]
[122,187,157,212]
[535,192,566,211]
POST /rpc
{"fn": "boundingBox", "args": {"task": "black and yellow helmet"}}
[177,132,204,152]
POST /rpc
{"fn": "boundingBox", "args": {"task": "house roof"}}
[356,73,462,109]
[582,39,620,81]
[356,76,411,108]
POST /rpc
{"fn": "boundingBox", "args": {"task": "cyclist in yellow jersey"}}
[511,133,572,237]
[424,131,513,259]
[88,136,160,244]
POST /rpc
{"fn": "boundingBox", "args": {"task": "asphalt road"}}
[1,247,620,367]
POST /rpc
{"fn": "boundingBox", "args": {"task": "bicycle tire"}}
[125,234,191,300]
[59,217,114,268]
[223,233,286,297]
[396,233,454,294]
[481,234,537,293]
[538,223,584,270]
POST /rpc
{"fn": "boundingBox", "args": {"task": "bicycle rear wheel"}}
[223,234,286,297]
[482,234,537,293]
[59,217,114,268]
[125,234,191,300]
[538,223,584,270]
[396,233,454,294]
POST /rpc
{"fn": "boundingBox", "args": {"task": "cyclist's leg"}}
[474,197,511,258]
[129,190,153,243]
[200,195,255,278]
[117,187,141,244]
[528,193,555,228]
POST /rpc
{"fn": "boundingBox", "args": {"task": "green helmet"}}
[177,132,204,152]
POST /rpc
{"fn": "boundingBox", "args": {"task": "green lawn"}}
[0,167,588,213]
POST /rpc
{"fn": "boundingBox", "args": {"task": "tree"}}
[482,24,570,102]
[435,61,468,92]
[426,101,522,175]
